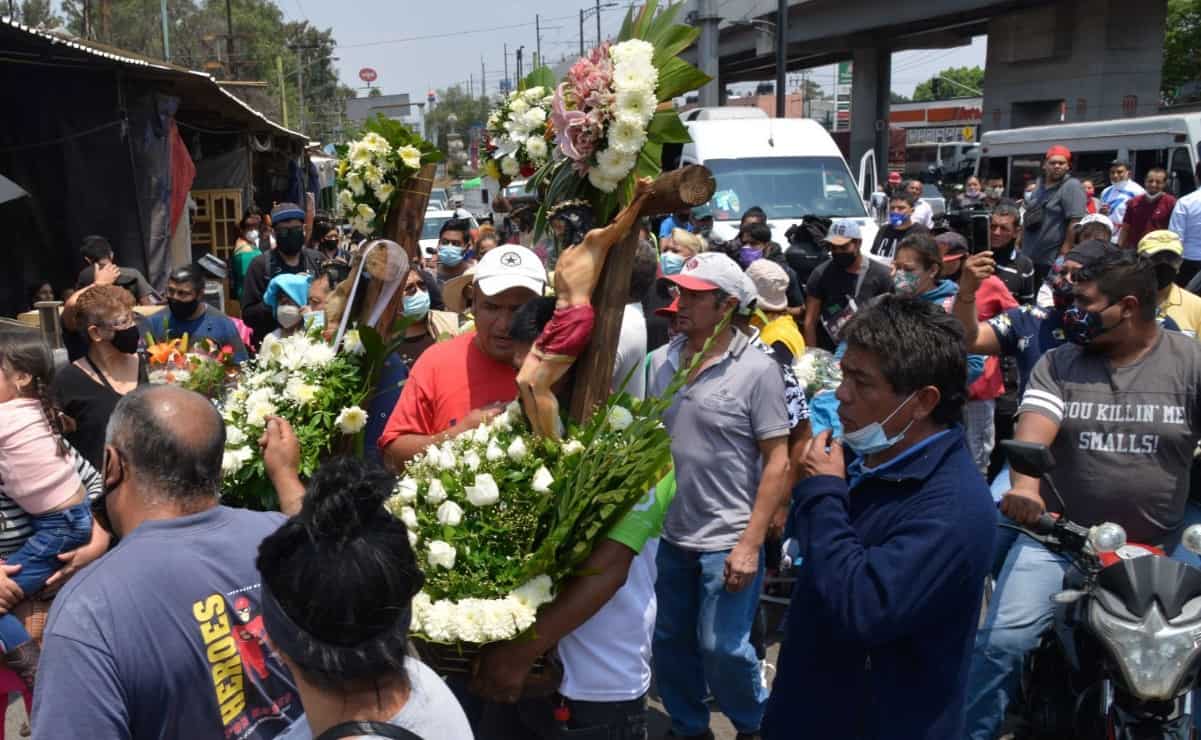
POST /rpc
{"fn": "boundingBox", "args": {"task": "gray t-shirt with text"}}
[1022,176,1087,266]
[647,330,790,551]
[1019,330,1201,543]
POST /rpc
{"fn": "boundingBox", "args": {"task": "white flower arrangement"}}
[335,116,441,236]
[482,85,556,185]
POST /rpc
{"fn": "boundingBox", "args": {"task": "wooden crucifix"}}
[516,165,716,438]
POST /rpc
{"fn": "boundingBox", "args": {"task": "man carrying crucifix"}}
[517,177,655,439]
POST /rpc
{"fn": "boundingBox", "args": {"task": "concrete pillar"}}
[850,46,891,184]
[696,0,721,107]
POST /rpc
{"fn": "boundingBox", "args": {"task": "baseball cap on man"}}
[745,259,790,312]
[823,219,862,246]
[888,172,902,185]
[935,232,969,263]
[1064,238,1117,268]
[1075,213,1114,233]
[664,252,755,310]
[271,202,305,224]
[1137,230,1184,257]
[473,245,547,297]
[1045,145,1072,162]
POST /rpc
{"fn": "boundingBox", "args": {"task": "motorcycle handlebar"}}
[1032,514,1059,536]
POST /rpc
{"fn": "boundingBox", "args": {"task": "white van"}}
[977,114,1201,198]
[669,107,879,250]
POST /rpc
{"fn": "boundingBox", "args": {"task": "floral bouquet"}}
[386,390,673,658]
[482,85,555,184]
[335,114,442,236]
[219,329,371,509]
[145,335,238,400]
[532,0,710,231]
[793,348,843,399]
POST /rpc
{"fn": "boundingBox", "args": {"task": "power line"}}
[336,14,578,50]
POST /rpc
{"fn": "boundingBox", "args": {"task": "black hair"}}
[1076,250,1158,321]
[239,207,263,231]
[80,235,113,263]
[0,331,69,455]
[105,385,225,501]
[27,280,53,308]
[311,218,336,247]
[439,218,472,240]
[1110,159,1131,170]
[549,203,593,248]
[896,231,941,271]
[629,241,659,302]
[889,192,917,207]
[319,261,351,290]
[168,264,205,294]
[740,206,766,225]
[256,457,423,692]
[1147,166,1168,178]
[991,203,1021,224]
[509,296,559,343]
[842,294,967,426]
[744,222,772,245]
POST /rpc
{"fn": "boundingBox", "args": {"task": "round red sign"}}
[359,67,378,83]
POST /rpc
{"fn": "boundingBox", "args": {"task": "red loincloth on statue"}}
[533,303,595,359]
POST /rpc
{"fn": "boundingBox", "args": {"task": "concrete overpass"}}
[682,0,1167,182]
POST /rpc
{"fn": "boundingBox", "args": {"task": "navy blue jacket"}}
[763,426,996,740]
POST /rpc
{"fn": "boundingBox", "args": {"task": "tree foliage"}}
[8,0,61,27]
[424,85,492,175]
[57,0,354,140]
[912,66,983,101]
[1163,0,1201,104]
[890,91,911,104]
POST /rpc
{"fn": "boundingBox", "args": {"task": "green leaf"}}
[650,24,699,67]
[646,110,691,144]
[522,66,558,91]
[657,57,713,101]
[635,141,663,181]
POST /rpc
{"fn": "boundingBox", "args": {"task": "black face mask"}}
[277,230,305,256]
[168,298,200,320]
[832,252,857,269]
[1156,263,1179,290]
[992,240,1016,259]
[110,324,140,354]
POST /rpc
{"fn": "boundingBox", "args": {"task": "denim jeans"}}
[652,540,766,736]
[964,398,996,477]
[481,694,648,739]
[964,503,1201,740]
[0,502,93,650]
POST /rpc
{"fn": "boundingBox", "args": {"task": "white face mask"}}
[245,229,260,243]
[277,305,302,329]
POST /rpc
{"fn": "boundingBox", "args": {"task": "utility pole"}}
[535,14,542,69]
[160,0,171,61]
[225,0,235,78]
[503,43,509,93]
[695,0,719,106]
[579,9,584,56]
[595,0,602,46]
[481,56,486,98]
[775,0,787,118]
[516,46,524,82]
[277,56,289,128]
[296,48,306,133]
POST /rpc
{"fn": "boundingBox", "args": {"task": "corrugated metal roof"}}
[0,16,307,141]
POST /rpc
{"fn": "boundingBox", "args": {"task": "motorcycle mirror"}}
[1088,522,1127,553]
[1183,524,1201,555]
[1051,589,1086,605]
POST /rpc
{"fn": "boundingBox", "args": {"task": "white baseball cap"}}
[473,245,547,297]
[1076,213,1114,232]
[665,252,756,312]
[824,218,862,245]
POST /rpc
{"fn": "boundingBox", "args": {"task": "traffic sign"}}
[359,67,378,83]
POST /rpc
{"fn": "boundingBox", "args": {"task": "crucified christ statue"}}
[517,177,655,439]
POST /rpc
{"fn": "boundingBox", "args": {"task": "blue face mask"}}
[403,289,431,319]
[438,245,465,267]
[841,392,918,456]
[888,212,906,228]
[661,252,686,275]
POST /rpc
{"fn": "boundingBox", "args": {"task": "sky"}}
[272,0,987,101]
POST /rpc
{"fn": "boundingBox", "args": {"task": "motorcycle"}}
[1003,439,1201,739]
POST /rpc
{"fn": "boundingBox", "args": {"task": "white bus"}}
[976,114,1201,199]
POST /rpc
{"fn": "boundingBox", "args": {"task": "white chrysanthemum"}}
[394,476,419,504]
[511,574,554,609]
[525,136,548,160]
[422,599,457,641]
[284,378,319,406]
[399,505,419,529]
[427,540,456,570]
[523,85,545,102]
[397,145,422,170]
[595,148,636,182]
[246,400,276,429]
[610,39,654,68]
[507,436,528,462]
[531,466,554,493]
[464,449,482,471]
[342,329,365,355]
[465,473,500,507]
[522,107,547,129]
[607,115,648,155]
[426,479,447,505]
[226,425,246,447]
[614,87,659,124]
[607,405,635,431]
[510,98,529,115]
[303,342,336,368]
[501,156,521,177]
[588,168,620,193]
[336,405,367,434]
[260,334,285,363]
[485,440,505,462]
[562,439,585,456]
[221,449,242,476]
[436,500,463,527]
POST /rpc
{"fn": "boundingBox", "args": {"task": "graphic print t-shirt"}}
[1018,330,1201,543]
[33,506,301,740]
[869,223,928,263]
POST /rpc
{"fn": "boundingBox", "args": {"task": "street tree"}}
[1163,0,1201,104]
[912,66,983,101]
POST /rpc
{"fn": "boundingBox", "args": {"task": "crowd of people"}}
[5,143,1201,739]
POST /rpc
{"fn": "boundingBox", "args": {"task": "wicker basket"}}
[412,637,564,697]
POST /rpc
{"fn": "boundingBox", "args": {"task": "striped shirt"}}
[0,443,101,558]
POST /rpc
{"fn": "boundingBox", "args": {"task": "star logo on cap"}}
[500,251,522,267]
[685,257,699,270]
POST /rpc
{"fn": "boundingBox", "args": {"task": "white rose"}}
[465,473,500,507]
[427,540,457,570]
[525,136,548,160]
[394,476,419,504]
[221,449,242,476]
[501,156,521,177]
[436,500,464,527]
[471,425,491,445]
[531,466,554,494]
[464,449,482,471]
[342,329,365,355]
[226,426,246,447]
[522,107,547,129]
[336,405,368,434]
[523,86,545,102]
[397,145,422,170]
[510,98,530,115]
[507,436,528,462]
[426,479,447,505]
[511,574,554,609]
[485,440,505,462]
[246,400,276,429]
[607,406,635,431]
[562,439,585,456]
[399,506,419,530]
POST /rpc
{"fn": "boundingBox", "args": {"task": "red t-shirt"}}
[377,332,518,450]
[1121,193,1177,249]
[968,275,1018,402]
